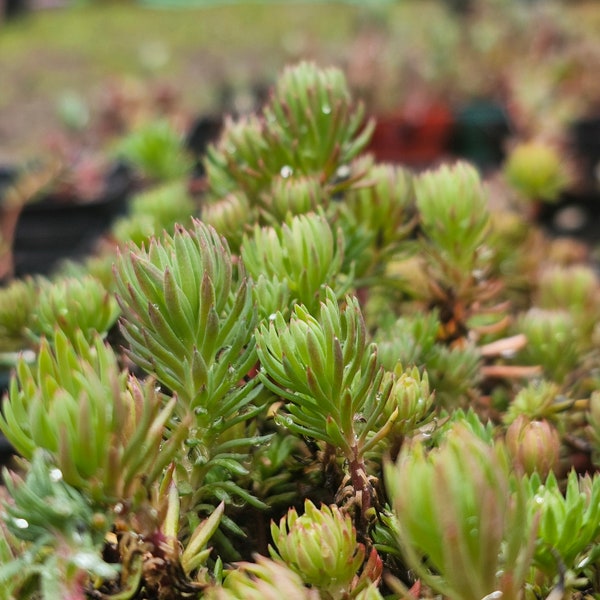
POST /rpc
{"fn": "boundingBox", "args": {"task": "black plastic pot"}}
[12,161,134,278]
[450,99,512,172]
[185,113,224,178]
[536,190,600,244]
[570,117,600,188]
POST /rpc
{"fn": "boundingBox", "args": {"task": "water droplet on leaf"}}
[280,165,293,178]
[49,468,63,483]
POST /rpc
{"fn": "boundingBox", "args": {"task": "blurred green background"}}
[1,0,599,163]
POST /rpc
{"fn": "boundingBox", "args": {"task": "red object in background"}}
[367,100,454,167]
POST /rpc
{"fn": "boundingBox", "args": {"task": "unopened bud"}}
[505,415,560,477]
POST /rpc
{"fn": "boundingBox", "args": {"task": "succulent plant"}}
[525,470,600,585]
[385,423,537,600]
[504,141,568,203]
[241,213,346,314]
[0,450,117,599]
[0,278,36,352]
[28,274,120,344]
[113,119,193,182]
[262,61,374,187]
[112,180,196,248]
[205,554,319,600]
[256,289,395,521]
[505,415,561,477]
[0,329,187,507]
[415,161,490,275]
[269,500,381,599]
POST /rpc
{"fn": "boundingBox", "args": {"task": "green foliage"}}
[269,500,380,599]
[503,380,564,424]
[263,61,374,183]
[204,61,373,207]
[28,274,120,344]
[201,192,253,253]
[376,313,482,407]
[504,141,568,203]
[115,219,257,414]
[516,309,582,383]
[0,451,117,599]
[256,289,389,459]
[0,278,36,352]
[112,180,196,246]
[415,161,490,273]
[115,219,270,517]
[113,119,193,181]
[0,329,187,506]
[525,470,600,581]
[345,163,415,256]
[241,213,347,315]
[380,364,434,438]
[206,555,319,600]
[385,424,536,600]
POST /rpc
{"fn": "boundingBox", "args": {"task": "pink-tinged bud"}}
[505,415,560,477]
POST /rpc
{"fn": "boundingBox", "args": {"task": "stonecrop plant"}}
[1,61,600,599]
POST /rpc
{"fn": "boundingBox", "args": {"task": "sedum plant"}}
[28,274,120,344]
[0,450,118,599]
[269,500,381,599]
[0,278,36,352]
[525,469,600,586]
[1,61,600,599]
[241,213,346,315]
[114,219,270,524]
[0,329,187,507]
[111,180,197,248]
[385,423,537,600]
[503,141,568,203]
[113,119,193,182]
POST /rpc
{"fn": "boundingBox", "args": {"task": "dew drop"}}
[268,313,277,322]
[280,165,293,178]
[49,468,63,483]
[322,104,332,115]
[335,165,351,180]
[14,518,29,529]
[73,551,102,571]
[22,350,36,363]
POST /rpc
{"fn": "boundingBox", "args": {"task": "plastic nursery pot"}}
[449,98,512,172]
[0,165,22,282]
[367,100,455,168]
[535,189,600,245]
[185,113,224,187]
[12,161,134,278]
[569,116,600,188]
